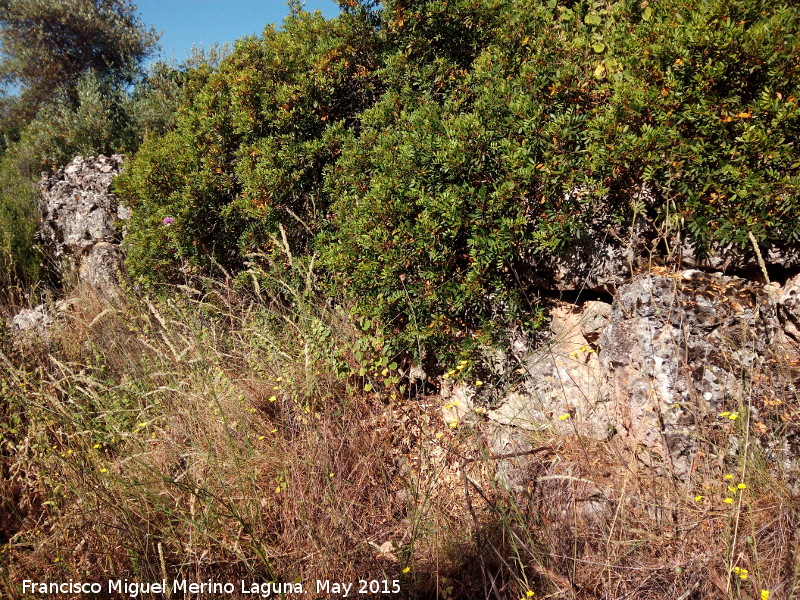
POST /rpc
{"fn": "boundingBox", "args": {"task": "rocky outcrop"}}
[520,186,800,294]
[7,156,126,344]
[526,233,800,294]
[10,298,79,343]
[597,271,791,475]
[10,305,53,338]
[39,154,127,295]
[451,270,800,482]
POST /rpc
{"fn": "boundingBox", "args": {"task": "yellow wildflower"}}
[402,567,410,574]
[93,443,101,449]
[526,591,535,598]
[475,380,484,386]
[268,396,277,402]
[724,474,733,480]
[449,419,459,429]
[694,495,704,501]
[558,413,571,421]
[761,590,770,600]
[737,483,747,490]
[720,411,731,417]
[724,497,734,504]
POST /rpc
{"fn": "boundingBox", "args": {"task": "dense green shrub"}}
[0,151,39,283]
[120,0,799,362]
[322,0,800,359]
[117,7,384,284]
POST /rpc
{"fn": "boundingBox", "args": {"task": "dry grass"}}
[1,276,800,599]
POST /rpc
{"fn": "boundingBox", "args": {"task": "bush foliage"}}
[114,0,800,359]
[116,7,384,283]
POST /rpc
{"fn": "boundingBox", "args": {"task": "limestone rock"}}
[679,239,800,273]
[517,181,800,293]
[598,271,789,475]
[486,300,613,439]
[10,305,53,338]
[9,298,78,343]
[778,273,800,344]
[466,271,800,485]
[38,154,126,294]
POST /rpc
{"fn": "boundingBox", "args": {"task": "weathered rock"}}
[778,273,800,345]
[518,182,800,293]
[10,305,53,338]
[39,154,126,295]
[524,236,638,294]
[9,298,78,343]
[455,270,800,484]
[485,300,613,439]
[77,242,126,295]
[527,231,800,294]
[599,271,782,474]
[679,239,800,273]
[519,184,656,293]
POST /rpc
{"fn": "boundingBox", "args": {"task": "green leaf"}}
[642,7,652,21]
[592,42,606,53]
[364,383,373,392]
[584,14,602,26]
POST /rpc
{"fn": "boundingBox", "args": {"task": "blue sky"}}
[135,0,340,63]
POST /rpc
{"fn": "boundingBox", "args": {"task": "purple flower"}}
[162,216,175,225]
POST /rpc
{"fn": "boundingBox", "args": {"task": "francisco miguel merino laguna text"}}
[22,578,402,597]
[22,579,306,597]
